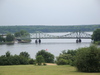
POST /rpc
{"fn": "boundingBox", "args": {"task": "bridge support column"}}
[76,39,82,43]
[35,39,41,44]
[76,39,78,43]
[79,39,81,43]
[39,39,41,44]
[35,39,38,44]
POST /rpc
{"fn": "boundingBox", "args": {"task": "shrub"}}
[0,51,32,65]
[36,50,54,63]
[29,59,36,64]
[75,45,100,72]
[36,55,45,65]
[19,52,30,59]
[56,58,68,65]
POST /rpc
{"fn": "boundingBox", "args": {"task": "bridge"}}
[0,31,92,43]
[29,31,92,43]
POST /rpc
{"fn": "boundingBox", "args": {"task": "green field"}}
[0,65,99,75]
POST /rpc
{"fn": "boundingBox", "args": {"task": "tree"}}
[0,36,3,42]
[29,59,36,64]
[92,28,100,42]
[6,33,15,42]
[6,51,11,57]
[75,45,100,72]
[56,54,72,65]
[36,50,54,63]
[36,55,44,65]
[56,50,77,65]
[14,30,30,37]
[19,52,30,59]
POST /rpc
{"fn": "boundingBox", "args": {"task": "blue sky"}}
[0,0,100,26]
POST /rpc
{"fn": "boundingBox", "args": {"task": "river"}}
[0,32,92,59]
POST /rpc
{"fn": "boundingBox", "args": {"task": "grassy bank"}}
[0,65,99,75]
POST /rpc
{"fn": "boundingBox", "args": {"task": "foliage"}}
[29,59,36,64]
[92,28,100,42]
[36,50,54,63]
[6,33,15,42]
[0,25,100,33]
[56,58,69,65]
[56,54,72,65]
[0,35,4,42]
[36,55,45,65]
[19,52,30,59]
[75,45,100,72]
[0,51,34,65]
[56,50,77,65]
[14,30,30,37]
[6,51,11,57]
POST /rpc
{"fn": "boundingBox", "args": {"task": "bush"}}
[29,59,36,64]
[19,52,30,59]
[0,51,32,65]
[75,45,100,72]
[56,50,76,65]
[36,55,45,65]
[36,50,54,63]
[56,58,68,65]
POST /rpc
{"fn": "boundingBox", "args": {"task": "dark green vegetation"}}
[0,50,54,65]
[56,45,100,72]
[0,25,100,33]
[92,28,100,44]
[0,30,31,44]
[56,50,77,66]
[0,51,35,65]
[75,45,100,72]
[14,30,31,43]
[36,50,54,63]
[36,55,45,65]
[14,30,30,37]
[0,33,14,43]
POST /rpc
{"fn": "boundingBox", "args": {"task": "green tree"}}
[29,59,36,64]
[36,55,44,65]
[6,33,15,42]
[6,51,11,57]
[75,45,100,72]
[56,54,72,65]
[14,30,30,37]
[0,36,3,42]
[19,52,30,59]
[36,50,54,63]
[92,28,100,42]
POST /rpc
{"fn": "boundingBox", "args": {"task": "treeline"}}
[0,51,35,65]
[0,50,54,65]
[0,25,100,33]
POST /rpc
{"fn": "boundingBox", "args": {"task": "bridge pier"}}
[76,39,81,43]
[35,39,38,44]
[39,39,41,44]
[79,39,81,43]
[35,39,41,44]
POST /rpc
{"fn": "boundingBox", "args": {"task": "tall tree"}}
[36,50,54,63]
[6,33,15,42]
[92,28,100,42]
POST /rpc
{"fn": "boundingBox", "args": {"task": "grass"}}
[0,65,100,75]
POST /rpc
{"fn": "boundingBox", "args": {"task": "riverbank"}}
[0,42,14,45]
[0,65,99,75]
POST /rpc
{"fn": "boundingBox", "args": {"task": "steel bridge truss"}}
[30,32,91,39]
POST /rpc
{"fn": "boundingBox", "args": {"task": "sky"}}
[0,0,100,26]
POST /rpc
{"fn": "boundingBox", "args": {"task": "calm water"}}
[0,32,92,59]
